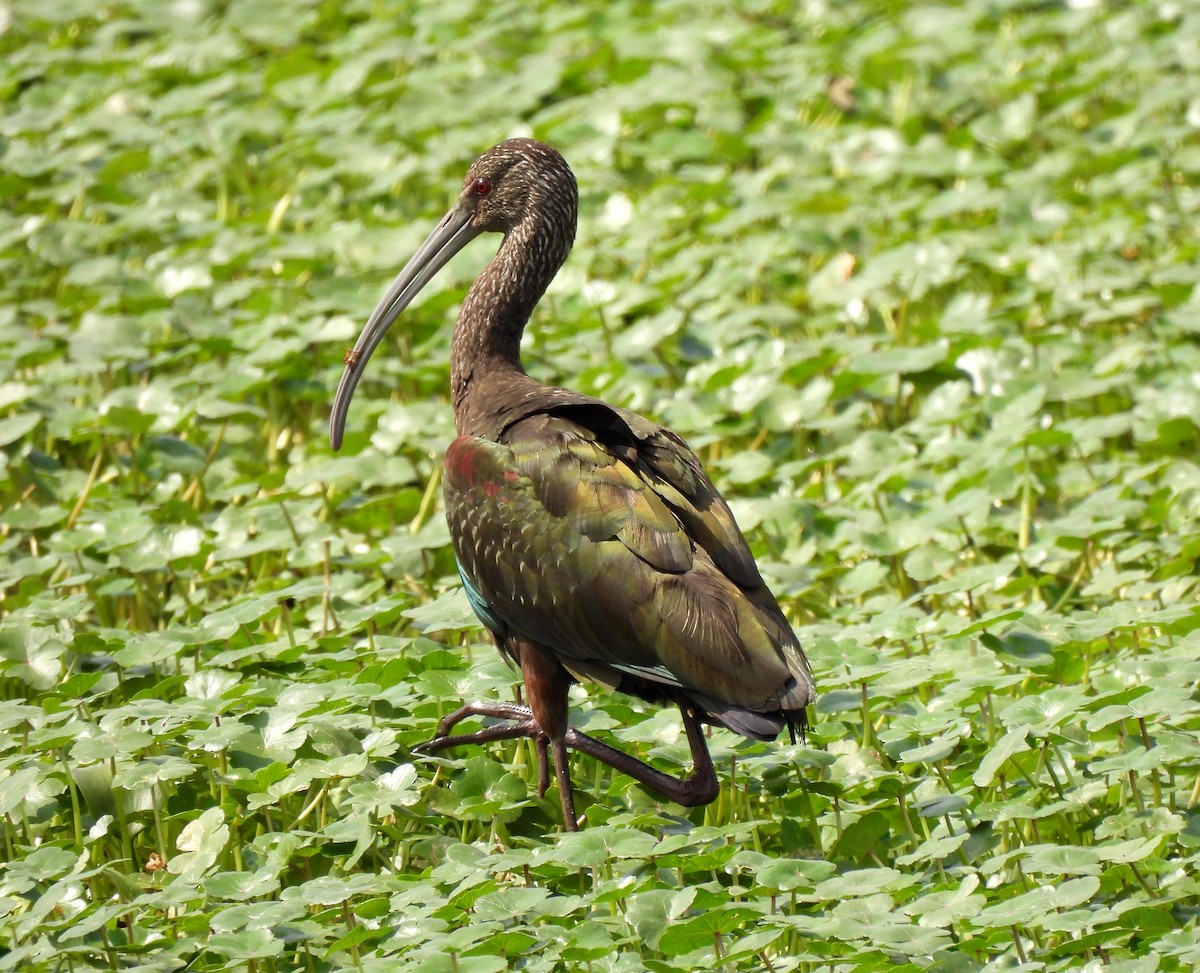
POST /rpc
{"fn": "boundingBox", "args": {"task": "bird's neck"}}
[450,218,568,434]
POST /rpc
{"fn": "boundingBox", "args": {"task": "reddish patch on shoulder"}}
[445,436,484,486]
[446,437,519,502]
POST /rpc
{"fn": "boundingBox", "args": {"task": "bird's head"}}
[329,139,577,450]
[460,138,577,236]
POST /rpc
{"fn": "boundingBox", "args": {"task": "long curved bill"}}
[329,197,480,450]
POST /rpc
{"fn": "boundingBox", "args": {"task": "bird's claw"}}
[411,735,454,756]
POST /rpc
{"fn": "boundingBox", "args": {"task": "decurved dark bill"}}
[329,197,480,450]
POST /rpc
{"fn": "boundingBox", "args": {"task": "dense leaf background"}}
[2,0,1199,969]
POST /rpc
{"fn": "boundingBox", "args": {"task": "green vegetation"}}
[3,0,1199,969]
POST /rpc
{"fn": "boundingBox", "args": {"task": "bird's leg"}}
[535,736,551,798]
[562,705,719,807]
[417,702,719,810]
[549,736,577,830]
[517,640,579,831]
[415,653,718,819]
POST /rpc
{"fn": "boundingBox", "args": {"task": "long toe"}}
[435,701,536,736]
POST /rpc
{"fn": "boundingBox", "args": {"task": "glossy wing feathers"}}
[514,413,691,574]
[443,405,814,736]
[637,428,762,588]
[544,402,763,587]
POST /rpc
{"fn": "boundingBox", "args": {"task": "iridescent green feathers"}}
[444,399,814,741]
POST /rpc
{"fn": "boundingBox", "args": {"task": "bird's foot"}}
[414,700,553,795]
[414,701,542,757]
[412,700,580,830]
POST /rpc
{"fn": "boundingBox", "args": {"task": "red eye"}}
[473,177,491,196]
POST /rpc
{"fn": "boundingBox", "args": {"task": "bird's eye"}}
[473,178,491,196]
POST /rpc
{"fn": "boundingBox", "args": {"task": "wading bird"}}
[330,139,814,830]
